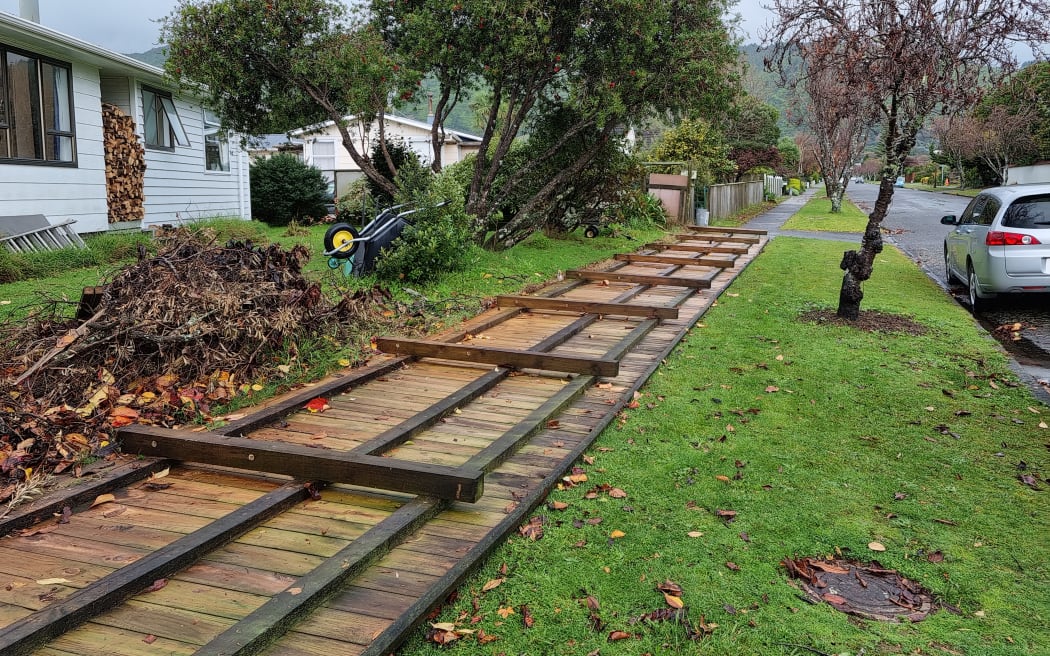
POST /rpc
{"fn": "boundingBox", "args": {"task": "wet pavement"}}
[742,186,1050,403]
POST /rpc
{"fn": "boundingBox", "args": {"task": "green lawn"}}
[401,237,1049,656]
[781,190,869,232]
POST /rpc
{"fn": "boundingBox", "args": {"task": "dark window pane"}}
[1003,196,1050,229]
[41,62,72,133]
[6,51,42,159]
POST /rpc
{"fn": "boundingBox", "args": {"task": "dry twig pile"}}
[0,230,388,500]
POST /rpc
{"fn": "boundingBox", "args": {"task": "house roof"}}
[292,113,483,144]
[0,11,169,85]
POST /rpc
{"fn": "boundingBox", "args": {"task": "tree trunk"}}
[829,187,844,213]
[836,176,893,319]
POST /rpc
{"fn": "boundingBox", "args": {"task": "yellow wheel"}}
[324,223,360,258]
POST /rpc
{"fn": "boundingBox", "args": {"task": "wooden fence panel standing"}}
[706,180,763,220]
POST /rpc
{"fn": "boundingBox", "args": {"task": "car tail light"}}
[986,231,1042,246]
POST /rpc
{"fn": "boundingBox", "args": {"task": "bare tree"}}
[931,115,971,187]
[964,106,1037,185]
[793,55,872,212]
[765,0,1050,319]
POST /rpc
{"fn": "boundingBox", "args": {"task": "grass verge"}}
[400,237,1049,656]
[781,191,869,232]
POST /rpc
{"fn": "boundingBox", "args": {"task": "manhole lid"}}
[782,556,935,622]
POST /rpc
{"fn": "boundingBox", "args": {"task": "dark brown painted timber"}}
[374,337,620,377]
[687,224,767,235]
[647,241,750,254]
[495,295,678,319]
[118,426,484,502]
[613,253,734,268]
[0,481,316,656]
[565,269,712,289]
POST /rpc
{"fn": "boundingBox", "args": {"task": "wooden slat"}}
[374,338,619,377]
[496,295,678,319]
[680,228,761,243]
[646,241,749,254]
[686,224,767,235]
[216,357,409,437]
[118,426,484,502]
[194,497,442,656]
[0,481,314,656]
[564,270,711,289]
[613,253,733,268]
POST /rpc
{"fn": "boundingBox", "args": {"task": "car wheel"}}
[944,250,960,285]
[967,263,995,313]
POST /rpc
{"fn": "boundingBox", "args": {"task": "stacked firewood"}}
[102,102,146,223]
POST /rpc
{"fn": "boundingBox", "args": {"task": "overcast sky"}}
[1,0,772,54]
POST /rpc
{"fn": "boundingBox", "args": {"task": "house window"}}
[0,45,76,164]
[142,86,188,150]
[312,140,335,172]
[203,108,229,171]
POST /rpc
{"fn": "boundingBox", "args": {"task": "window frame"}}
[202,108,230,172]
[142,85,189,151]
[0,43,77,167]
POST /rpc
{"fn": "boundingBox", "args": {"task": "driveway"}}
[846,183,1050,392]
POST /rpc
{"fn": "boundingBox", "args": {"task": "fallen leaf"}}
[607,630,631,641]
[868,541,886,552]
[927,551,944,563]
[765,385,779,393]
[142,635,157,644]
[149,467,170,481]
[521,604,535,628]
[304,397,330,413]
[610,529,626,539]
[287,587,302,595]
[687,531,703,538]
[482,578,503,592]
[656,580,683,596]
[144,578,167,593]
[823,593,847,605]
[90,493,116,508]
[715,475,731,483]
[496,605,515,619]
[663,593,685,609]
[549,500,569,510]
[608,487,627,498]
[725,561,740,571]
[35,578,70,585]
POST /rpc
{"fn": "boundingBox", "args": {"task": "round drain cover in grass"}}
[782,557,935,622]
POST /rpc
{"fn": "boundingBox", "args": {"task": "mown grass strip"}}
[400,237,1049,656]
[781,190,869,232]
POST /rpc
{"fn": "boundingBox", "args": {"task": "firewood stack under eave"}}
[102,102,147,223]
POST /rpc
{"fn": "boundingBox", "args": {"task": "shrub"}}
[373,169,473,284]
[249,154,329,226]
[367,138,423,205]
[0,247,22,284]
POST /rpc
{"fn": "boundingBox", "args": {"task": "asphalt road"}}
[846,183,1050,385]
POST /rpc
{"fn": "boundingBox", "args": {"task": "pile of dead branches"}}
[0,230,394,499]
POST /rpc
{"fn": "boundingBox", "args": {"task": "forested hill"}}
[126,47,167,68]
[740,43,796,136]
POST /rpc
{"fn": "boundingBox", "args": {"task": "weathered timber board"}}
[375,337,620,376]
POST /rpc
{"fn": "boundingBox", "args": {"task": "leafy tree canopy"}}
[977,61,1050,163]
[162,0,742,247]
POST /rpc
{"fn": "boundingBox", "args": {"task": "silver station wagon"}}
[941,184,1050,310]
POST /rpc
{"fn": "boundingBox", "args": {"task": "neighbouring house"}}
[0,8,250,236]
[246,134,303,162]
[292,113,483,196]
[1006,162,1050,185]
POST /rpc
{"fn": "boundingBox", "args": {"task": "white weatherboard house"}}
[294,114,482,196]
[0,8,250,235]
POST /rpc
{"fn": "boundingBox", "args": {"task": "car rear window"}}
[1002,194,1050,229]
